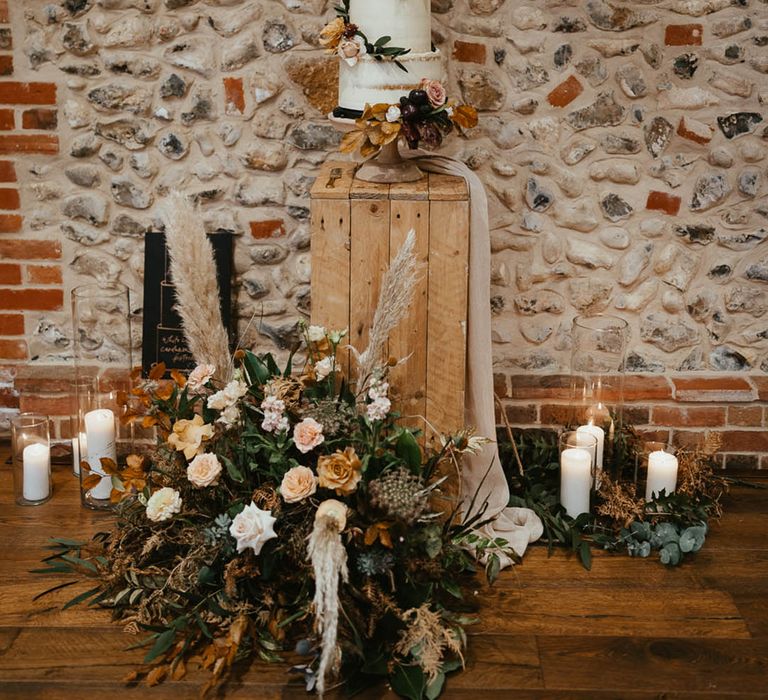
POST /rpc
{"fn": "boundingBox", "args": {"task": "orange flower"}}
[320,17,345,52]
[317,447,362,496]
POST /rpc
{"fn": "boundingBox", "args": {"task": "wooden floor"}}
[1,447,767,699]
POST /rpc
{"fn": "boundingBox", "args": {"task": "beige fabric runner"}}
[412,155,543,566]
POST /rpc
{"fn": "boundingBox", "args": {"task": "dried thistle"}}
[394,604,464,682]
[597,474,645,528]
[353,229,420,392]
[159,193,231,382]
[264,376,303,410]
[677,432,727,515]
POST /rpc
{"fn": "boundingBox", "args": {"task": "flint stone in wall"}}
[104,53,161,79]
[458,69,506,111]
[61,222,111,245]
[585,0,656,31]
[589,159,640,184]
[658,87,720,110]
[718,112,764,139]
[687,287,717,319]
[70,133,100,158]
[566,239,615,269]
[235,177,285,206]
[725,285,767,316]
[65,164,100,188]
[514,290,565,315]
[222,32,261,71]
[616,64,648,99]
[599,227,630,250]
[521,320,555,345]
[709,70,753,98]
[111,177,153,209]
[569,278,612,313]
[287,123,340,150]
[71,252,122,285]
[717,229,768,251]
[614,279,658,311]
[587,39,639,58]
[708,147,734,168]
[63,194,109,225]
[690,172,731,211]
[258,321,301,350]
[510,6,547,30]
[711,346,750,371]
[574,56,608,87]
[565,91,626,130]
[641,313,699,352]
[669,0,732,16]
[160,74,188,99]
[644,117,674,158]
[96,119,155,149]
[88,84,152,115]
[262,19,296,53]
[618,243,653,286]
[738,168,762,198]
[164,39,216,77]
[746,257,768,283]
[103,15,153,48]
[210,3,262,35]
[112,213,147,237]
[675,224,715,245]
[600,132,642,154]
[554,199,600,232]
[99,148,124,171]
[62,22,96,56]
[561,138,596,165]
[600,193,633,222]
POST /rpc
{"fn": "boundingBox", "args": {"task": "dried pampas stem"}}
[159,193,231,381]
[354,228,420,391]
[307,512,348,697]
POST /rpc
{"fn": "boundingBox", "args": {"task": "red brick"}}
[0,313,23,335]
[0,339,26,360]
[507,374,571,400]
[0,0,9,23]
[673,377,755,402]
[652,406,726,427]
[547,75,584,108]
[503,403,537,424]
[0,187,19,209]
[0,160,15,182]
[249,219,286,239]
[0,262,20,284]
[636,428,672,444]
[720,430,768,453]
[665,24,703,46]
[0,55,12,77]
[540,404,575,425]
[22,108,57,130]
[0,82,56,105]
[0,288,63,311]
[26,264,62,285]
[0,212,21,231]
[19,393,74,416]
[723,453,760,470]
[752,377,768,401]
[0,134,58,155]
[646,190,681,216]
[493,372,509,399]
[677,116,712,144]
[0,239,60,259]
[624,376,674,401]
[624,406,650,425]
[452,40,486,64]
[671,429,710,450]
[728,405,763,427]
[13,365,76,392]
[223,77,245,114]
[0,108,12,130]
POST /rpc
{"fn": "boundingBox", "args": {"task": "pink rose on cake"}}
[338,36,367,66]
[420,78,447,108]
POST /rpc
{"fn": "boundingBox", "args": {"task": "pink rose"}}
[293,418,325,454]
[187,363,216,392]
[280,466,318,503]
[420,79,447,108]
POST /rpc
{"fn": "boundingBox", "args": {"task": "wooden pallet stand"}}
[310,160,470,439]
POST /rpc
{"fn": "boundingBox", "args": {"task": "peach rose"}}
[420,78,447,108]
[293,418,325,454]
[280,466,318,503]
[317,447,362,496]
[186,453,222,488]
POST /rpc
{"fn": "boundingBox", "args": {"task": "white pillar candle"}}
[560,447,592,518]
[22,443,50,501]
[577,423,605,483]
[645,450,678,501]
[84,409,116,500]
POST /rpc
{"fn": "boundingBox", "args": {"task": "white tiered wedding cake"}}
[330,0,444,116]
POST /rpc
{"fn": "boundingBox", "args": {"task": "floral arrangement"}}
[321,0,410,69]
[340,83,479,157]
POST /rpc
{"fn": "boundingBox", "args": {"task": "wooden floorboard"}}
[0,449,766,698]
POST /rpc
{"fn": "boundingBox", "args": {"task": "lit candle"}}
[560,447,592,518]
[22,443,50,501]
[577,422,605,483]
[84,409,116,500]
[645,449,678,501]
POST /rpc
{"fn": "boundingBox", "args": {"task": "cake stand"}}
[328,113,424,184]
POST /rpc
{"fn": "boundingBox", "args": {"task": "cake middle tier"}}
[349,0,432,54]
[338,50,444,114]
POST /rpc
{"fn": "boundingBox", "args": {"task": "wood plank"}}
[309,160,356,200]
[428,173,468,201]
[349,196,390,359]
[388,196,429,429]
[389,177,429,201]
[425,198,469,438]
[477,587,750,639]
[349,179,390,200]
[537,636,768,695]
[310,199,350,372]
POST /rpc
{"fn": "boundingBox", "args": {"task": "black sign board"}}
[141,231,234,376]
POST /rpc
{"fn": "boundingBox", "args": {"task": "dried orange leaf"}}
[145,665,167,687]
[100,457,118,475]
[170,369,187,388]
[149,362,166,381]
[81,473,102,490]
[340,129,368,154]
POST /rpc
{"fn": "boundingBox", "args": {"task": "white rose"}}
[307,325,327,343]
[146,487,182,522]
[315,499,348,531]
[386,105,402,123]
[186,453,222,488]
[229,502,278,555]
[314,356,334,381]
[208,379,248,411]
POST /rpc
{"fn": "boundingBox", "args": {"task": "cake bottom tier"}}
[337,49,444,115]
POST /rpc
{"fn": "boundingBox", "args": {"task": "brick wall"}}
[497,373,768,470]
[0,0,61,427]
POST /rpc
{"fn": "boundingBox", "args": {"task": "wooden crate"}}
[310,160,470,439]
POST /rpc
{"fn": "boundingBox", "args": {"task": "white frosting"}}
[349,0,432,54]
[338,50,444,112]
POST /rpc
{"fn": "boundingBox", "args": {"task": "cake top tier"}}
[349,0,432,55]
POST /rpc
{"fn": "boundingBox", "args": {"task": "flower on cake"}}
[280,466,318,503]
[319,16,346,51]
[420,78,447,108]
[386,105,402,123]
[146,487,182,522]
[229,502,278,555]
[293,417,325,453]
[187,453,222,488]
[317,447,362,495]
[168,415,214,460]
[339,35,367,66]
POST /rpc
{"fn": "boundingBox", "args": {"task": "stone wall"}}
[1,0,767,463]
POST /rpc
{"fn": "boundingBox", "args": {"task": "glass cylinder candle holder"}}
[570,314,629,480]
[72,282,134,510]
[11,413,53,506]
[559,430,598,519]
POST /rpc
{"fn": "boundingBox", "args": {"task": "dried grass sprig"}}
[353,229,420,392]
[159,193,231,381]
[597,474,645,528]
